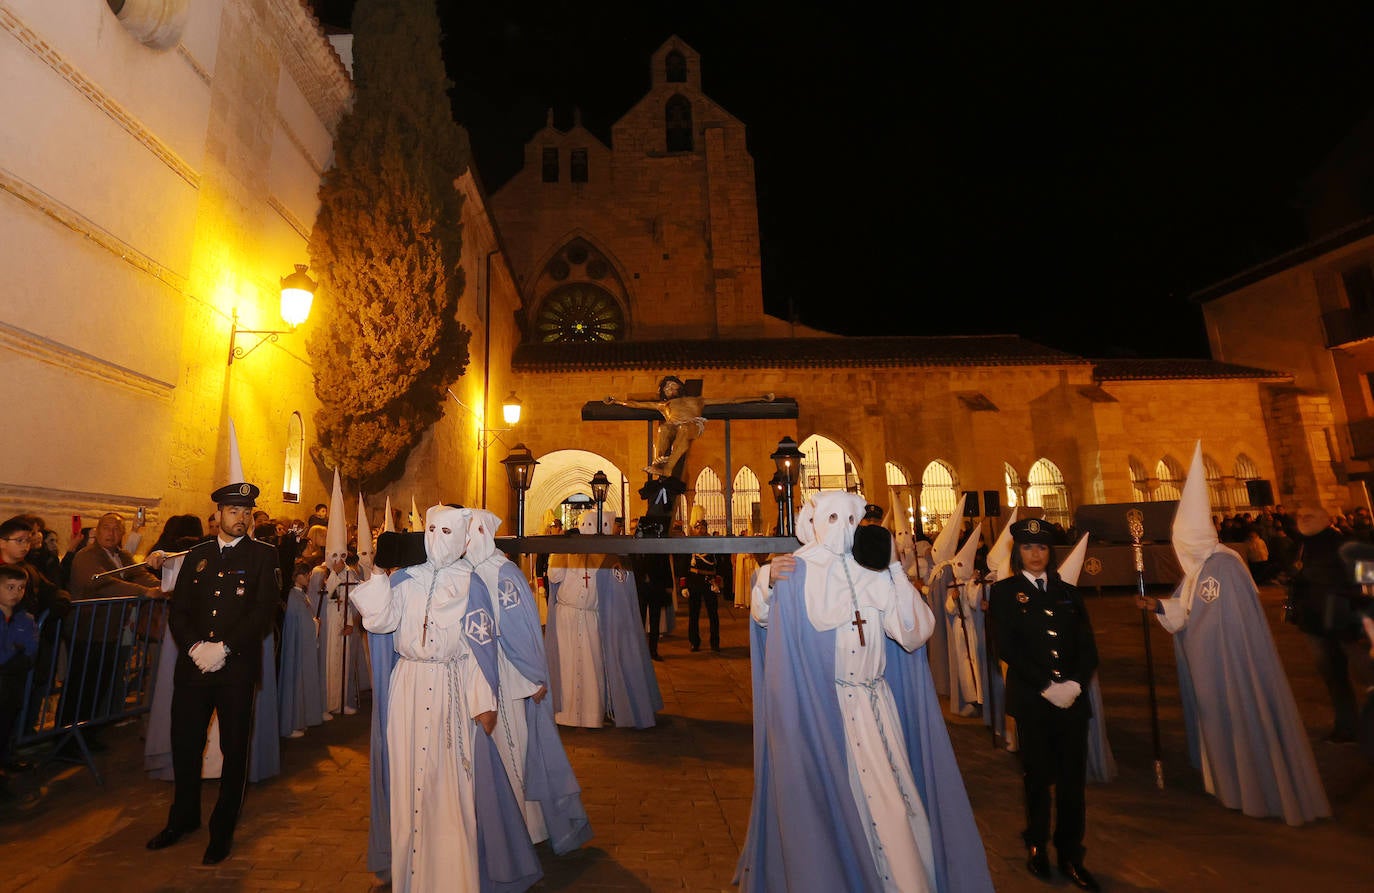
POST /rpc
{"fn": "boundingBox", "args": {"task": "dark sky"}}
[312,2,1374,358]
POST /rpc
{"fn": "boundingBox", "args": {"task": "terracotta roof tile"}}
[1091,358,1290,382]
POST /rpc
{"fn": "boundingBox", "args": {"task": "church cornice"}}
[512,335,1088,372]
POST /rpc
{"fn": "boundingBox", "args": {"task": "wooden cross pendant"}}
[852,609,867,646]
[582,566,592,586]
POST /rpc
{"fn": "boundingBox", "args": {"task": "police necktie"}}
[1036,578,1046,592]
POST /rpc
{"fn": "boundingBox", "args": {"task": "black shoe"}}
[1059,860,1101,892]
[710,645,721,653]
[690,645,700,652]
[650,652,664,662]
[202,834,233,865]
[1325,729,1357,744]
[147,825,196,850]
[1026,845,1051,880]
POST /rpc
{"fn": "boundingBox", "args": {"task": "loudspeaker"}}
[1245,479,1275,507]
[962,491,980,517]
[983,490,1001,518]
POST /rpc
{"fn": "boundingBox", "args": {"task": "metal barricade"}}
[12,594,165,783]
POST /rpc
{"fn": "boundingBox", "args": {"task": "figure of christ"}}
[605,376,773,479]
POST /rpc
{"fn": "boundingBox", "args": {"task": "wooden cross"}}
[582,564,592,587]
[852,609,867,646]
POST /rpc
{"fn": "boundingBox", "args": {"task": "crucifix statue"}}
[605,375,773,481]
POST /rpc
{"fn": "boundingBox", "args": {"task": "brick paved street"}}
[1,584,1370,892]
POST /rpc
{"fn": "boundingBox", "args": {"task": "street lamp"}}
[501,391,523,426]
[229,264,317,365]
[501,444,539,535]
[769,470,788,535]
[590,469,611,534]
[771,436,804,537]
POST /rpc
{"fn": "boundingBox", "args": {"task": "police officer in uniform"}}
[989,518,1100,891]
[146,478,279,865]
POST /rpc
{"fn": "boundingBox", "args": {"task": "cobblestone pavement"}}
[1,584,1369,892]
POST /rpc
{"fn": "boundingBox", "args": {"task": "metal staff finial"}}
[1129,508,1165,790]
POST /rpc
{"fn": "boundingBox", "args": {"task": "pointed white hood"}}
[951,524,982,584]
[1058,532,1091,586]
[985,507,1020,582]
[930,493,967,567]
[383,495,396,533]
[326,469,347,566]
[1172,440,1220,580]
[356,493,373,567]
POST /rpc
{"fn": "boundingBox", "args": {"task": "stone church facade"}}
[484,37,1295,535]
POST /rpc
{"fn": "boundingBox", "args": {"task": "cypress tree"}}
[307,0,471,489]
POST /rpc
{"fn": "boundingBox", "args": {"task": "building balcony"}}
[1321,308,1374,347]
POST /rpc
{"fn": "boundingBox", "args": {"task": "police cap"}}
[1010,517,1055,546]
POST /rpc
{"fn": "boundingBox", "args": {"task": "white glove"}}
[1040,679,1082,709]
[192,641,228,674]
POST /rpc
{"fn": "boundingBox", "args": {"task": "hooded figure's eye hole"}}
[441,527,451,535]
[828,513,838,523]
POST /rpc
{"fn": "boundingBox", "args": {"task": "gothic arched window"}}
[666,95,693,152]
[534,283,625,342]
[665,50,687,83]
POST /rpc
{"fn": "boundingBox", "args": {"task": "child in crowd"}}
[0,563,39,801]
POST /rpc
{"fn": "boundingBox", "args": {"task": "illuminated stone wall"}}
[0,0,350,542]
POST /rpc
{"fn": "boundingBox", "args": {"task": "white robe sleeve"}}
[750,566,773,627]
[884,565,934,651]
[1157,595,1189,633]
[547,555,567,585]
[351,572,403,634]
[466,656,497,718]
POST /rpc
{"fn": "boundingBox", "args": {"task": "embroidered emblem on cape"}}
[195,559,208,573]
[1199,576,1221,603]
[464,608,494,645]
[497,578,521,609]
[613,566,628,583]
[1017,592,1030,604]
[1084,557,1103,576]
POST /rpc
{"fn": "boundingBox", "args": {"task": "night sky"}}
[311,2,1374,359]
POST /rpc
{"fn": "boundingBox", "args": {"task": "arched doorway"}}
[523,449,627,536]
[919,460,959,535]
[885,461,916,533]
[1027,458,1071,528]
[732,466,763,534]
[799,434,863,501]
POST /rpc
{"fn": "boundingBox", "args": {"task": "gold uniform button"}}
[1047,629,1059,637]
[212,609,217,617]
[1050,649,1060,658]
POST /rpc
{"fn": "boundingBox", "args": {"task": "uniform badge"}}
[236,585,246,597]
[1026,519,1041,534]
[196,558,208,573]
[1016,592,1029,604]
[1199,576,1221,603]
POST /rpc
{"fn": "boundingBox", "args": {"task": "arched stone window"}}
[1154,456,1185,502]
[732,466,762,534]
[799,434,862,500]
[282,412,304,503]
[666,95,693,152]
[521,449,627,535]
[886,461,916,533]
[1233,453,1261,507]
[1003,462,1023,509]
[665,50,687,83]
[919,460,960,535]
[1027,458,1071,528]
[1203,453,1228,512]
[1129,456,1150,502]
[693,466,725,532]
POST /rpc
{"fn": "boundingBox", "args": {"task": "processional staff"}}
[335,566,361,713]
[91,549,191,582]
[1128,509,1165,790]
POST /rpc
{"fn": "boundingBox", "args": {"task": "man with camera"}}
[1288,505,1374,745]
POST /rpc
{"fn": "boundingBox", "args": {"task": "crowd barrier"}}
[9,594,163,783]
